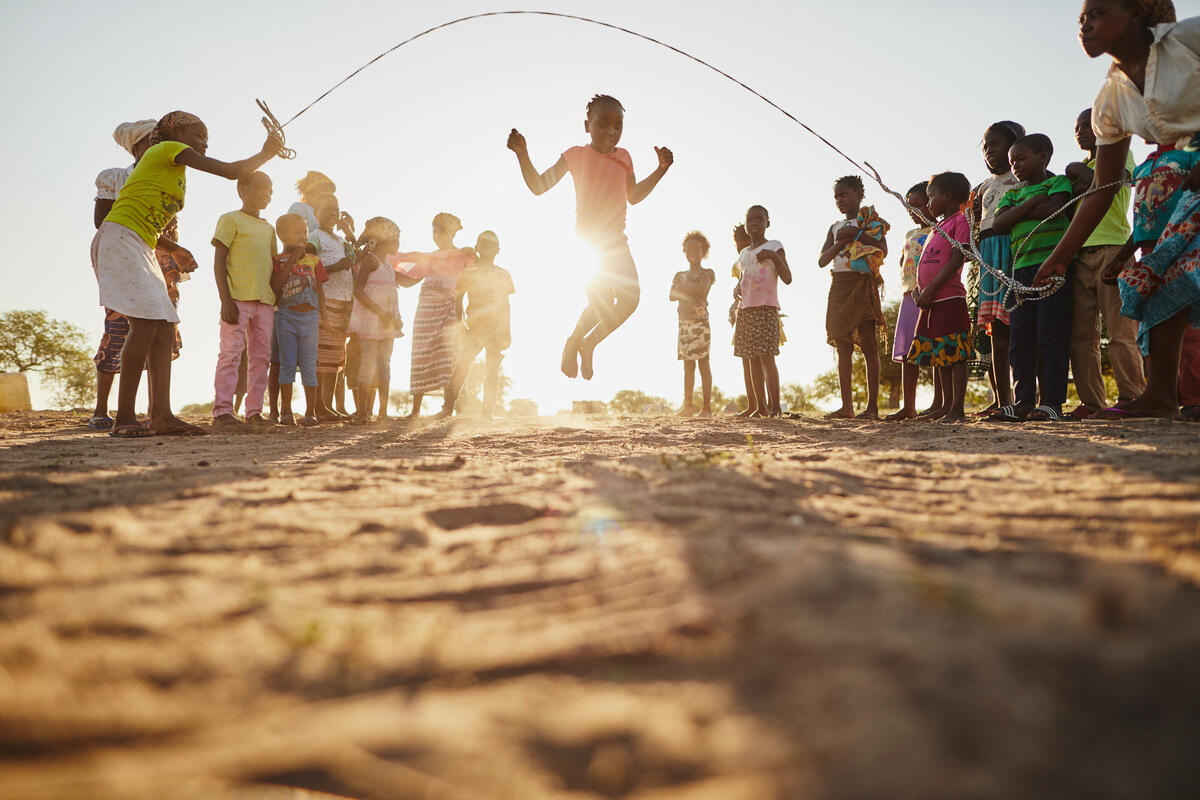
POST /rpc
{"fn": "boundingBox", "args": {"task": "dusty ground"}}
[0,410,1199,800]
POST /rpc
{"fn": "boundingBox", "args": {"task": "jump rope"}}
[253,10,1187,312]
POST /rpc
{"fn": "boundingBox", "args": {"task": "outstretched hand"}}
[261,131,285,158]
[655,146,674,170]
[507,128,527,155]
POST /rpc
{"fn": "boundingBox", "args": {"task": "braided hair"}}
[1127,0,1176,25]
[833,175,864,194]
[586,94,624,116]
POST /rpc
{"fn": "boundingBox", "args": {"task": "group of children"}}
[86,3,1200,435]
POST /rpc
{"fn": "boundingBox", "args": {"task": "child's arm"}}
[211,242,238,324]
[758,247,792,285]
[668,274,689,303]
[175,132,282,180]
[1101,238,1138,285]
[94,199,114,229]
[991,195,1042,233]
[1022,191,1071,221]
[628,147,674,205]
[506,129,567,195]
[269,259,288,299]
[915,250,965,308]
[859,230,887,258]
[317,281,326,320]
[352,257,391,322]
[818,226,843,267]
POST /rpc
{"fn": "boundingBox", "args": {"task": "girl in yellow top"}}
[91,111,282,438]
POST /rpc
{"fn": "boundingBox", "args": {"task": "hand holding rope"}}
[257,99,295,160]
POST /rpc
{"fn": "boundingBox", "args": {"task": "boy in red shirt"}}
[270,213,328,426]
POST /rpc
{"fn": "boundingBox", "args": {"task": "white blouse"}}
[1092,17,1200,148]
[94,165,133,201]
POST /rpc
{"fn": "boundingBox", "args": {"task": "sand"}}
[0,410,1198,799]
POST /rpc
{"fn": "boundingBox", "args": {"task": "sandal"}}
[87,416,115,430]
[110,424,155,439]
[987,404,1026,423]
[1024,405,1065,422]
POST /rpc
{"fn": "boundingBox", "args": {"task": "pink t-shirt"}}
[562,145,634,240]
[916,212,969,302]
[738,240,784,309]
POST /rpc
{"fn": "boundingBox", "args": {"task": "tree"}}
[0,310,95,410]
[608,389,672,416]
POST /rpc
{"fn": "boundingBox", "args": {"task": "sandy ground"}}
[0,410,1199,800]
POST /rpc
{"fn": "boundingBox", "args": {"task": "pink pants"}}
[214,300,274,418]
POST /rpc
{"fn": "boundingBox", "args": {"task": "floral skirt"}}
[976,233,1013,330]
[678,318,710,360]
[734,306,779,358]
[907,298,973,367]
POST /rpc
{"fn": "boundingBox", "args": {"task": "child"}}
[310,192,357,421]
[92,110,281,438]
[269,213,328,426]
[734,206,792,417]
[347,217,406,422]
[443,231,516,418]
[671,231,716,417]
[886,182,934,421]
[507,94,673,380]
[391,213,477,418]
[817,176,890,419]
[288,171,335,233]
[212,171,278,428]
[729,223,766,417]
[1063,107,1144,418]
[991,133,1074,421]
[974,121,1026,415]
[907,173,975,424]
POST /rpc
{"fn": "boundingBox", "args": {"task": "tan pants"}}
[1070,245,1146,411]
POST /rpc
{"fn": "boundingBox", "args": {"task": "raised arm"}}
[507,129,567,195]
[628,147,673,205]
[175,132,281,180]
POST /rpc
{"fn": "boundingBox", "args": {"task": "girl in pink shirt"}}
[734,205,792,417]
[507,94,673,380]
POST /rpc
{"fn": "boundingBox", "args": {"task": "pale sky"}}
[4,0,1197,413]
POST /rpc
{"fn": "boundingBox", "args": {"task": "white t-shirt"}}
[830,219,856,273]
[977,172,1022,233]
[94,165,133,201]
[309,228,354,302]
[738,240,784,309]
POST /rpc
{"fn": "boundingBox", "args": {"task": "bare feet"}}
[939,410,967,424]
[561,337,579,378]
[578,343,595,381]
[823,408,855,420]
[856,409,880,420]
[697,408,713,418]
[279,413,296,426]
[212,413,243,430]
[677,406,696,417]
[435,406,453,419]
[299,414,318,427]
[737,407,757,418]
[922,407,949,421]
[885,409,917,421]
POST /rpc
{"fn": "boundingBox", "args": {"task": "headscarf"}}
[112,119,157,156]
[296,171,335,196]
[1131,0,1176,25]
[150,110,204,146]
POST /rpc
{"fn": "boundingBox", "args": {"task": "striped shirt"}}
[997,175,1074,271]
[212,211,278,304]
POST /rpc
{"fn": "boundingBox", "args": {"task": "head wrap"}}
[1131,0,1176,25]
[296,171,335,196]
[112,119,157,156]
[150,110,204,146]
[987,120,1026,143]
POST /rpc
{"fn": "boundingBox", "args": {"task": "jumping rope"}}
[252,10,1184,310]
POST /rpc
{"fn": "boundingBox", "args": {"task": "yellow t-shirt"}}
[105,141,189,248]
[1083,152,1136,248]
[212,211,278,304]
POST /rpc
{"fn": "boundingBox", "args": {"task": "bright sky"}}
[3,0,1197,414]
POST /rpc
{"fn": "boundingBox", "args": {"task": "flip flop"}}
[87,416,115,430]
[1024,405,1065,422]
[987,404,1026,423]
[109,424,155,439]
[156,422,208,436]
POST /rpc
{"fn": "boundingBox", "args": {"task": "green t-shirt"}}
[212,211,278,304]
[105,141,188,248]
[997,175,1074,271]
[1083,152,1135,248]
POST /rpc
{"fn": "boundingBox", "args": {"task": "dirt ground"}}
[0,410,1198,800]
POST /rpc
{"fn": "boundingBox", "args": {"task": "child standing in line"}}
[288,171,336,233]
[347,217,407,422]
[443,231,516,419]
[973,121,1026,415]
[734,206,792,417]
[270,213,328,426]
[310,192,357,421]
[729,224,765,417]
[391,213,477,418]
[907,173,975,424]
[818,176,890,419]
[212,171,278,428]
[507,94,673,380]
[671,231,716,417]
[886,182,934,421]
[991,133,1075,422]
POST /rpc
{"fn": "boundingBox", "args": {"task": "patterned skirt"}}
[678,318,710,360]
[734,306,779,358]
[410,287,458,393]
[907,298,973,367]
[976,232,1013,330]
[317,298,353,375]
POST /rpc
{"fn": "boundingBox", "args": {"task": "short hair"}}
[1124,0,1176,26]
[275,212,307,234]
[237,170,269,192]
[586,94,624,116]
[681,230,711,257]
[906,182,929,198]
[1078,107,1093,122]
[296,170,334,196]
[927,172,972,207]
[834,175,864,194]
[362,216,400,243]
[746,204,769,221]
[311,191,338,211]
[1012,133,1054,159]
[432,212,462,232]
[477,230,499,245]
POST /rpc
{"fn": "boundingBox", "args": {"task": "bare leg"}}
[738,358,756,417]
[279,384,295,425]
[408,391,424,419]
[825,341,856,419]
[680,359,696,415]
[578,288,640,380]
[301,385,319,425]
[698,358,713,417]
[922,368,951,420]
[113,317,154,430]
[1100,308,1188,418]
[748,358,768,418]
[444,340,484,418]
[335,372,349,415]
[483,347,502,418]
[317,374,339,421]
[887,362,920,420]
[93,371,115,420]
[857,322,881,419]
[941,362,969,423]
[764,356,781,416]
[990,322,1013,407]
[377,377,390,421]
[268,362,280,423]
[143,320,190,433]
